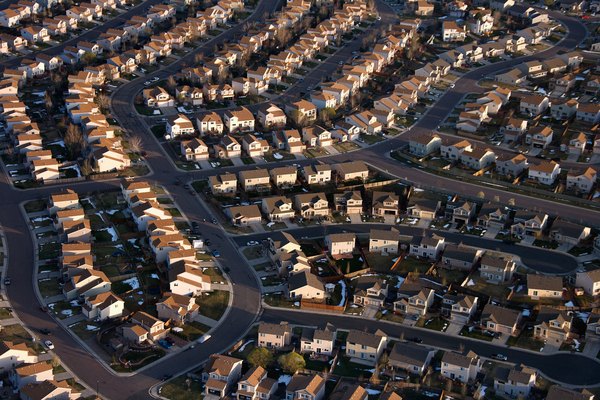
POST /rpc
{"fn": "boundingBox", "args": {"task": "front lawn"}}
[416,316,448,332]
[160,376,203,400]
[333,356,373,378]
[459,326,494,341]
[195,290,229,320]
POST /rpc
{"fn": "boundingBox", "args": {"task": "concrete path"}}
[62,314,85,326]
[445,321,463,336]
[583,338,600,358]
[0,317,18,326]
[54,372,73,381]
[44,294,66,304]
[193,314,219,327]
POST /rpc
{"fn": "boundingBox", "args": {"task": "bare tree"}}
[96,93,110,112]
[165,76,177,94]
[194,52,204,65]
[64,123,85,159]
[44,91,53,112]
[80,157,94,176]
[128,135,144,154]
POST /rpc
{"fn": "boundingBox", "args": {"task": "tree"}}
[64,123,85,159]
[80,51,96,65]
[247,347,273,368]
[81,157,94,176]
[44,91,53,112]
[277,351,305,374]
[165,76,177,94]
[128,135,144,154]
[96,93,110,112]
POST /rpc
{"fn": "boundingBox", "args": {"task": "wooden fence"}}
[301,300,345,313]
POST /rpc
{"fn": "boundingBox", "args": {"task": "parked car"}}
[491,354,507,361]
[44,340,54,350]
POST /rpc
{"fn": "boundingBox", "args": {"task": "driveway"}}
[362,305,379,319]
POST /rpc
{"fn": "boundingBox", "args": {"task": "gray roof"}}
[289,270,324,292]
[481,304,521,327]
[550,219,588,238]
[546,386,594,400]
[346,329,386,348]
[442,244,478,263]
[441,351,477,369]
[527,274,563,292]
[370,228,400,242]
[258,321,290,336]
[389,342,434,367]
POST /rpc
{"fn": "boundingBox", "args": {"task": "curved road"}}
[0,4,597,399]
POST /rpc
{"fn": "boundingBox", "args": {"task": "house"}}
[449,294,478,323]
[494,365,537,399]
[406,199,440,220]
[242,134,270,158]
[20,380,74,400]
[196,112,224,135]
[440,351,482,383]
[302,126,333,148]
[441,244,479,271]
[329,383,368,400]
[270,166,297,188]
[262,196,295,221]
[302,164,332,185]
[0,342,37,372]
[48,190,80,214]
[150,233,191,263]
[156,292,200,324]
[353,276,389,308]
[203,355,243,399]
[224,106,255,133]
[333,191,363,215]
[441,139,472,161]
[369,228,400,255]
[394,279,437,316]
[325,233,355,258]
[180,138,209,161]
[566,167,597,194]
[11,362,53,389]
[257,322,291,349]
[388,342,435,376]
[442,21,466,42]
[300,323,335,356]
[286,99,317,124]
[569,132,587,156]
[495,69,526,86]
[482,303,522,336]
[576,269,600,296]
[371,191,399,217]
[167,259,211,296]
[520,94,549,116]
[130,311,168,341]
[576,103,600,124]
[63,269,111,300]
[550,219,591,246]
[257,103,286,128]
[239,169,271,192]
[409,234,445,260]
[166,114,195,137]
[143,86,174,108]
[345,329,387,366]
[511,211,548,238]
[527,274,563,299]
[409,134,442,157]
[82,291,124,321]
[273,129,305,154]
[525,125,553,148]
[477,205,507,228]
[450,201,476,225]
[288,270,325,300]
[236,366,277,400]
[528,160,560,185]
[209,173,238,195]
[215,135,242,159]
[285,373,325,400]
[479,254,515,283]
[333,161,369,182]
[495,154,528,177]
[534,307,572,344]
[546,386,594,400]
[294,193,330,219]
[227,204,262,225]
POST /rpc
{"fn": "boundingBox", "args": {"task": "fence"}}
[301,300,345,313]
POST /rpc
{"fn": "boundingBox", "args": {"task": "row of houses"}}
[409,132,598,191]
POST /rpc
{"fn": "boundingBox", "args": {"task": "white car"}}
[198,334,211,343]
[144,81,151,86]
[44,340,54,350]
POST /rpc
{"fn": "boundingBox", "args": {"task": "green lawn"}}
[38,278,61,298]
[333,356,373,378]
[459,326,494,341]
[160,376,203,400]
[263,293,298,309]
[24,199,47,213]
[417,316,448,332]
[0,308,12,319]
[195,290,230,320]
[506,331,545,351]
[396,257,432,275]
[172,321,211,341]
[38,242,60,260]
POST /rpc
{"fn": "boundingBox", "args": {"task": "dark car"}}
[407,337,422,343]
[3,277,11,285]
[491,354,508,361]
[39,328,51,335]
